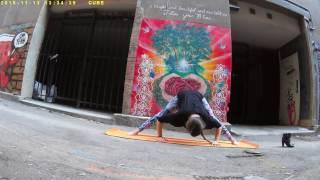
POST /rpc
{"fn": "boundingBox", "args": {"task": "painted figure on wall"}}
[287,88,296,125]
[131,18,232,122]
[0,32,28,91]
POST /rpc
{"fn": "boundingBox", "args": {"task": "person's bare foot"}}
[232,139,239,145]
[128,129,140,136]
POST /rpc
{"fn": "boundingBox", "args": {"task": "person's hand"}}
[206,140,219,146]
[211,141,219,145]
[128,129,140,136]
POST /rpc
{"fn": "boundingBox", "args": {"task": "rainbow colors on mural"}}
[131,18,232,122]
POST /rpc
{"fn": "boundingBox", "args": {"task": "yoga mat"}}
[105,128,258,149]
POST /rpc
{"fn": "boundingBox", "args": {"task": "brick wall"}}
[0,25,34,95]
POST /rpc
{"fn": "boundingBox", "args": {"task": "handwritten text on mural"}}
[149,4,228,21]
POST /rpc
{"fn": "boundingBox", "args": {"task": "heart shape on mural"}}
[158,73,208,102]
[164,76,202,96]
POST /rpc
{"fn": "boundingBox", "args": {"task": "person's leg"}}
[214,128,222,142]
[201,98,237,144]
[208,117,238,144]
[220,125,238,144]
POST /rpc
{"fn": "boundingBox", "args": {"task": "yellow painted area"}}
[200,58,218,81]
[200,59,217,70]
[148,52,166,75]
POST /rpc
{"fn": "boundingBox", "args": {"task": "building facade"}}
[0,0,319,128]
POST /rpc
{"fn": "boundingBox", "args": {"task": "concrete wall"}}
[280,35,311,125]
[122,0,231,114]
[231,0,301,49]
[289,0,320,127]
[289,0,320,39]
[0,4,41,28]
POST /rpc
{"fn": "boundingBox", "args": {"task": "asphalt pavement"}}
[0,98,320,180]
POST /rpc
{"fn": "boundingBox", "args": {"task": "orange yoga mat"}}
[105,128,258,149]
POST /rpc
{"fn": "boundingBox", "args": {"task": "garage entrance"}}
[33,11,134,112]
[230,43,279,125]
[228,0,310,125]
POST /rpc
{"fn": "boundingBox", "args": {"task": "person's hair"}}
[186,114,205,137]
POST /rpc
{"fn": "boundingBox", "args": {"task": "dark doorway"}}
[33,11,134,112]
[228,42,280,125]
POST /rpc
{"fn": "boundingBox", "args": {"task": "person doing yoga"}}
[129,90,238,145]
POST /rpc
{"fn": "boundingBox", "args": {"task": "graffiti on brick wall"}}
[0,32,29,92]
[131,18,232,122]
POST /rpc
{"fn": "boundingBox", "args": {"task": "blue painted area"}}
[149,71,155,78]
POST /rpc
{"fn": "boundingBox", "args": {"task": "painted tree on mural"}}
[152,24,211,75]
[151,23,212,108]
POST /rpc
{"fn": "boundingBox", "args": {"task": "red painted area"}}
[164,76,201,96]
[87,164,186,180]
[0,37,20,89]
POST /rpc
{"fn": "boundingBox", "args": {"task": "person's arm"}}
[129,96,178,135]
[156,120,169,142]
[202,98,238,145]
[156,120,163,137]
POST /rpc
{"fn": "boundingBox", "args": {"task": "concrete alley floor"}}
[0,98,320,180]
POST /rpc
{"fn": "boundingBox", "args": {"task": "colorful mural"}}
[131,18,232,122]
[0,32,28,92]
